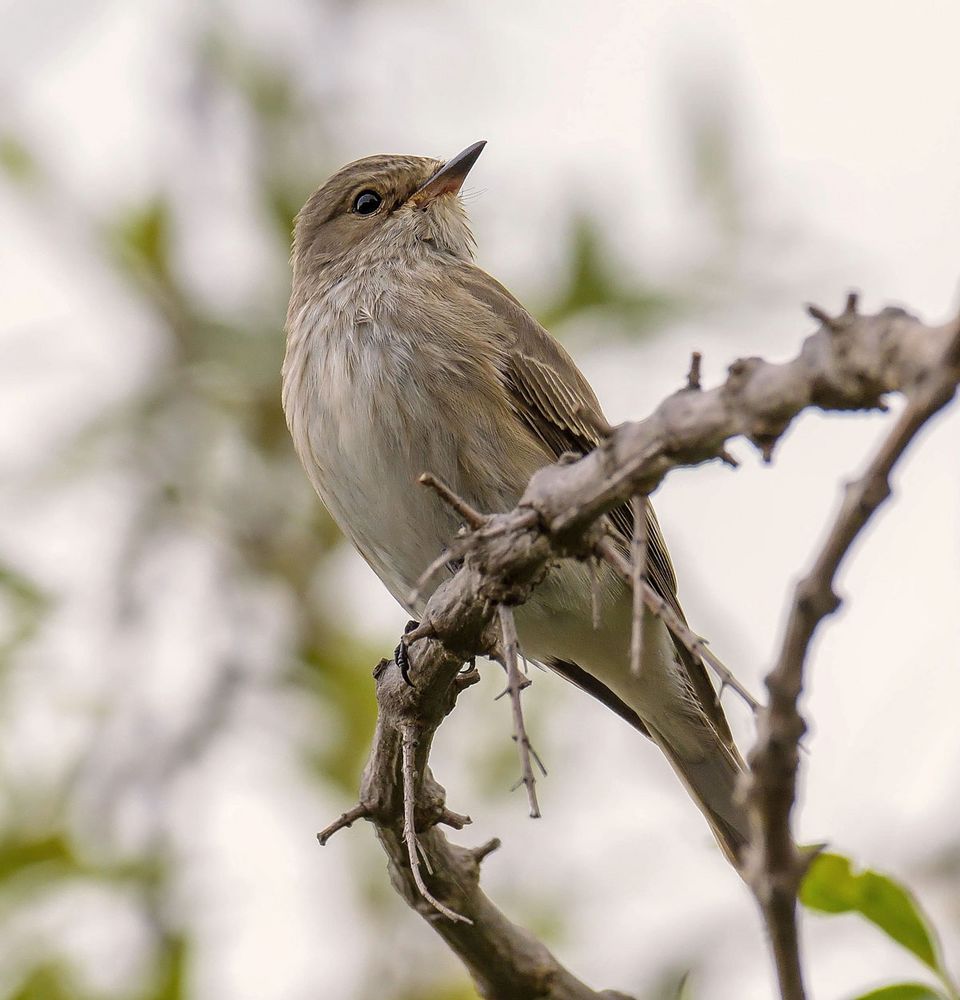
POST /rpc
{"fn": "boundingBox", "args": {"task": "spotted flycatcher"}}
[282,141,748,864]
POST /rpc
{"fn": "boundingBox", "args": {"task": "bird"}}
[282,140,749,867]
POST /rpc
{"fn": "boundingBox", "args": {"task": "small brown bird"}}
[282,141,749,865]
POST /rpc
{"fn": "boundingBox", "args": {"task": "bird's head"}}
[291,141,485,282]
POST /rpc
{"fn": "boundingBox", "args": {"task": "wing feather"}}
[452,261,735,749]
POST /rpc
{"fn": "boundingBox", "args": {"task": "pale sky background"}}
[1,1,959,998]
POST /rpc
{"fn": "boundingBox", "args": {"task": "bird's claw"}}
[395,619,420,686]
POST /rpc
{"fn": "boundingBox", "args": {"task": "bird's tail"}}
[646,721,750,871]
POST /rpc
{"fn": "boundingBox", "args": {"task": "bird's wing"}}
[452,262,735,749]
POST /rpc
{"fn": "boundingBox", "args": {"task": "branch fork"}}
[318,294,960,1000]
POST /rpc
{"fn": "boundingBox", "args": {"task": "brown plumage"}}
[282,143,749,867]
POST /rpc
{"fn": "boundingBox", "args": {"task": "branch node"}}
[402,619,436,646]
[757,437,777,464]
[438,808,472,830]
[317,803,370,846]
[805,303,836,329]
[455,663,482,691]
[469,838,502,865]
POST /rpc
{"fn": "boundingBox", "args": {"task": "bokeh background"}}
[2,1,959,998]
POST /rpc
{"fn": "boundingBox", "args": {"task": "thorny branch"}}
[496,604,544,818]
[318,296,960,1000]
[740,299,960,1000]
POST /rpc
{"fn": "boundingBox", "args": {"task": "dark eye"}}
[353,190,382,215]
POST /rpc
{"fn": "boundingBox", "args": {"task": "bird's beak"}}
[410,140,486,207]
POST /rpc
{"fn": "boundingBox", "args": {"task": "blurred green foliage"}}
[802,853,959,1000]
[5,6,955,1000]
[0,563,49,664]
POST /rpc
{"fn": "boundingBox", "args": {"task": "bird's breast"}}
[282,286,544,612]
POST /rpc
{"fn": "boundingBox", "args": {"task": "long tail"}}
[645,722,750,870]
[547,654,751,870]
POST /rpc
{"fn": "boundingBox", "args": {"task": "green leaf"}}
[108,196,173,285]
[850,983,945,1000]
[801,854,943,977]
[0,134,40,184]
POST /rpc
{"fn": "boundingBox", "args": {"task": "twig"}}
[419,472,487,529]
[408,542,469,608]
[317,803,370,846]
[598,538,762,715]
[401,723,471,923]
[498,605,542,818]
[629,495,650,677]
[741,309,960,1000]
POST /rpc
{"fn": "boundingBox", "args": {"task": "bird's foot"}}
[395,619,420,686]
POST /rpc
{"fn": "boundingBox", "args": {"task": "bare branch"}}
[329,297,958,1000]
[741,313,960,1000]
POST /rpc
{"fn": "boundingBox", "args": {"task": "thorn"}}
[805,303,834,327]
[317,804,370,846]
[798,841,830,878]
[418,473,487,529]
[469,838,501,865]
[843,290,859,316]
[718,448,740,468]
[686,351,703,391]
[438,808,472,830]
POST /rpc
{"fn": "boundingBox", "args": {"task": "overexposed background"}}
[1,1,959,998]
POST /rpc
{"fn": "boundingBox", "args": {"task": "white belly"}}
[282,306,542,612]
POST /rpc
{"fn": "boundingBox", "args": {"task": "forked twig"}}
[497,605,542,818]
[400,722,471,924]
[742,312,960,1000]
[629,495,650,677]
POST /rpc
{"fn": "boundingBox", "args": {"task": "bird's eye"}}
[353,190,382,215]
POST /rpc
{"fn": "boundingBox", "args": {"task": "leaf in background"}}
[801,853,953,990]
[0,134,40,186]
[0,562,50,663]
[850,983,945,1000]
[10,965,79,1000]
[107,195,173,288]
[537,214,674,333]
